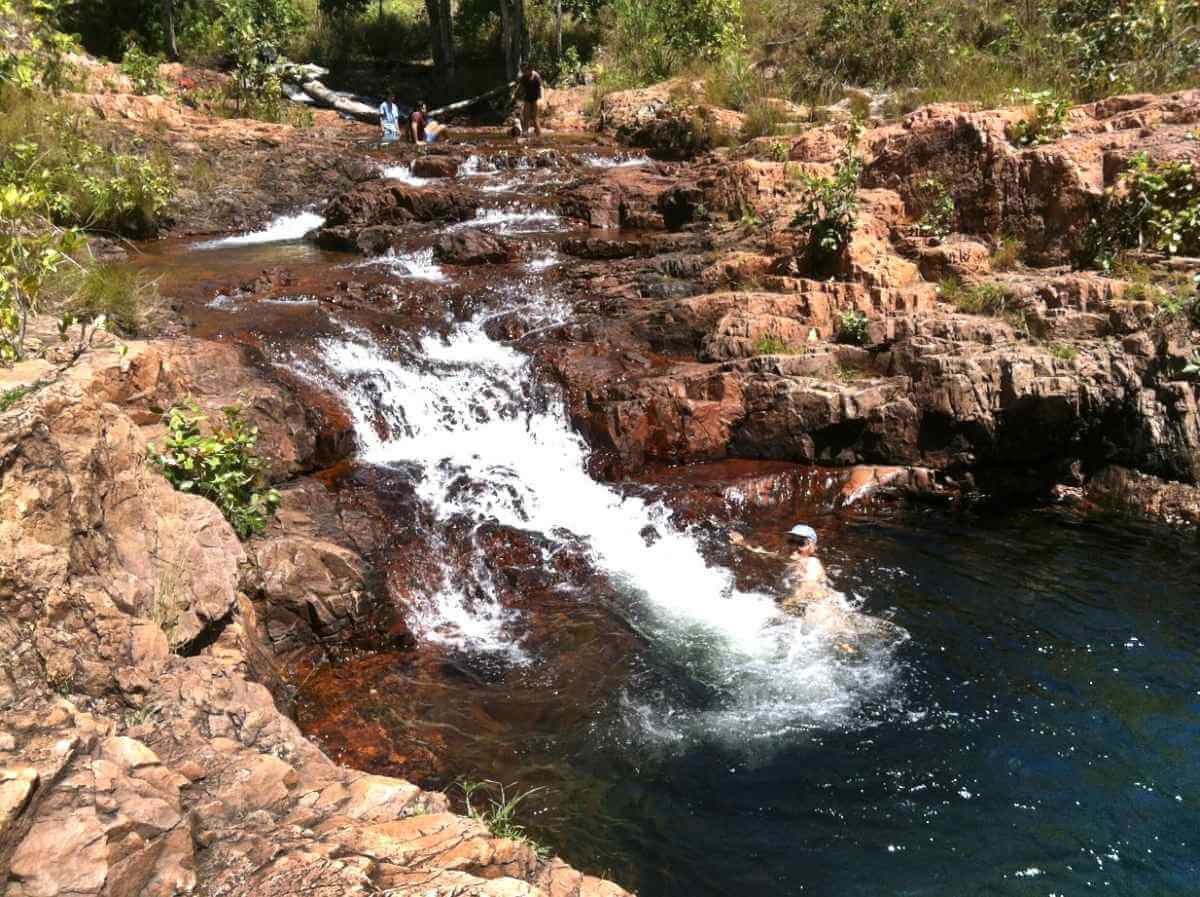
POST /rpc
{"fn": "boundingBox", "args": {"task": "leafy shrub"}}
[809,0,954,91]
[790,120,863,273]
[702,47,758,111]
[914,177,954,238]
[763,138,790,162]
[121,43,164,95]
[1007,89,1070,147]
[151,404,281,539]
[836,308,869,345]
[1152,275,1200,327]
[1084,153,1200,270]
[1048,342,1079,362]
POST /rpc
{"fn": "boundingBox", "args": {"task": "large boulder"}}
[314,180,477,252]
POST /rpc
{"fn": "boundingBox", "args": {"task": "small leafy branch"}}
[120,43,164,96]
[151,403,281,539]
[791,118,864,273]
[914,177,955,239]
[1008,89,1070,148]
[459,780,550,856]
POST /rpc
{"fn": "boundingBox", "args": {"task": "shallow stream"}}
[141,139,1199,897]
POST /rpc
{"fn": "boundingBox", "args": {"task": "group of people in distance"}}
[377,62,544,143]
[378,96,439,144]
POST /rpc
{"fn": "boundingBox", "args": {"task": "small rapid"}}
[299,266,904,747]
[194,211,324,249]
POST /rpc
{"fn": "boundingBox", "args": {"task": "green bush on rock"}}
[152,403,281,540]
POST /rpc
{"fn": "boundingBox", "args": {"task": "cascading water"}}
[298,262,905,747]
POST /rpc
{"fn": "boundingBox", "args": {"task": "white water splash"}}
[581,153,650,168]
[305,281,905,747]
[194,211,324,249]
[459,155,498,177]
[381,163,428,186]
[461,204,564,234]
[358,247,447,282]
[526,252,560,272]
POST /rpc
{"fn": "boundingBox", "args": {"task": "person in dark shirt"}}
[513,62,543,138]
[408,101,427,143]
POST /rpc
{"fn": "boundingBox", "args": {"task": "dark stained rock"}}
[432,228,517,265]
[412,155,462,178]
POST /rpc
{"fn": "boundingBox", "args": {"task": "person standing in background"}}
[378,93,400,139]
[513,62,543,138]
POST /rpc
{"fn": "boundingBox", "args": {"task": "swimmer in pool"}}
[730,523,828,612]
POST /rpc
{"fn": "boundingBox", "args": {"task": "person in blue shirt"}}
[378,94,400,139]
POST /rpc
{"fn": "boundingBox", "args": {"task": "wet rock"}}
[314,180,477,251]
[559,165,677,229]
[1086,465,1200,525]
[433,228,517,265]
[412,155,462,179]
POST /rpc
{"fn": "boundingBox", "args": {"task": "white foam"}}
[525,253,560,272]
[380,163,428,186]
[581,153,650,168]
[194,211,324,249]
[306,281,905,748]
[359,247,447,282]
[462,205,564,234]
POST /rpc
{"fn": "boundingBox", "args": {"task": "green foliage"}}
[939,277,1014,315]
[1151,275,1200,326]
[1007,88,1070,147]
[763,138,790,162]
[1054,0,1200,98]
[914,177,954,238]
[0,380,43,411]
[598,0,743,87]
[0,181,84,361]
[790,119,863,272]
[1082,153,1200,269]
[121,43,164,95]
[753,334,790,354]
[152,403,281,539]
[740,99,788,141]
[0,0,78,91]
[809,0,954,90]
[836,308,869,345]
[459,781,549,855]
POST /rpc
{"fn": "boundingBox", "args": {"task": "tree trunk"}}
[161,0,178,61]
[425,0,455,75]
[555,0,562,61]
[498,0,526,80]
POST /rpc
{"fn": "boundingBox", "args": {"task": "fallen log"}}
[429,81,517,118]
[299,79,381,123]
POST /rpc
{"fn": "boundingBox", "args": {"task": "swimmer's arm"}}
[727,532,783,558]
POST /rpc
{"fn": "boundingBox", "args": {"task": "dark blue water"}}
[510,509,1200,897]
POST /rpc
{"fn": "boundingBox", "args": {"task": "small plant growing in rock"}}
[1183,351,1200,377]
[460,780,549,856]
[791,118,863,273]
[914,177,954,239]
[120,44,164,96]
[152,403,281,539]
[753,334,790,355]
[1007,89,1070,148]
[836,308,869,345]
[766,139,790,162]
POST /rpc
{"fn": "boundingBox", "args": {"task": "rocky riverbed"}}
[1,69,1198,897]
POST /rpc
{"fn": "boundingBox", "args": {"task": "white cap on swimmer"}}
[785,524,818,543]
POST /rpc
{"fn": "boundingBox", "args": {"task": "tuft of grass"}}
[739,99,788,141]
[53,263,163,337]
[990,235,1025,271]
[1048,342,1079,362]
[753,334,791,355]
[459,780,550,856]
[0,382,45,413]
[939,277,1014,315]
